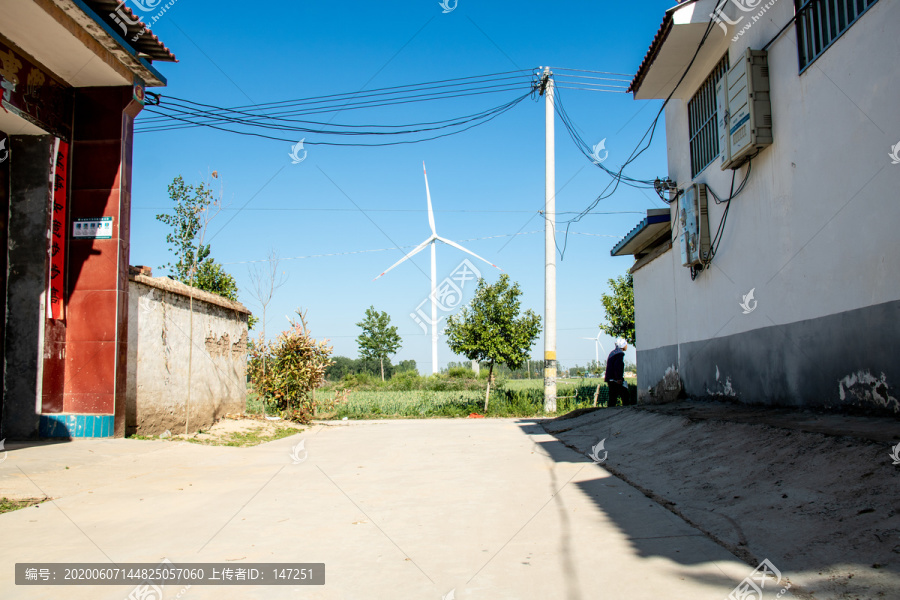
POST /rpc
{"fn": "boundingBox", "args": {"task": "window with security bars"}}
[796,0,880,72]
[688,54,729,178]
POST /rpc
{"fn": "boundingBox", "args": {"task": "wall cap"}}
[129,270,251,316]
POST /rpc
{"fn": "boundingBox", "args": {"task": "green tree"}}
[156,174,239,301]
[396,359,418,375]
[445,274,542,411]
[599,273,635,346]
[194,260,238,301]
[356,306,402,381]
[325,356,357,381]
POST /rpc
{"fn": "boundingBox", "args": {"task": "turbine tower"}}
[375,163,501,374]
[581,332,605,364]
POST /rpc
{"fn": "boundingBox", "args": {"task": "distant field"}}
[326,377,636,419]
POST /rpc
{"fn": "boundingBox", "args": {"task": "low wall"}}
[126,270,250,435]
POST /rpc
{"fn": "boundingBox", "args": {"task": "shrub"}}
[386,370,422,391]
[247,312,333,423]
[447,366,477,379]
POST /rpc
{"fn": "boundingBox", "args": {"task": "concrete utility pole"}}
[540,67,557,413]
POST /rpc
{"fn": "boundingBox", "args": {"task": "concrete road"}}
[1,419,759,599]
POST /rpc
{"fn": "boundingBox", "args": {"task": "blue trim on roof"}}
[610,212,671,257]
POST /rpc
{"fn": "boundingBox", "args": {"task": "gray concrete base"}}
[637,298,900,413]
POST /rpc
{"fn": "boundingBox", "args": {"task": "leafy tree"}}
[599,273,635,346]
[326,356,358,381]
[156,174,239,301]
[396,360,418,375]
[325,356,399,381]
[445,274,541,411]
[194,260,238,301]
[356,306,402,381]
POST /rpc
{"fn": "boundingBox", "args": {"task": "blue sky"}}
[130,0,675,374]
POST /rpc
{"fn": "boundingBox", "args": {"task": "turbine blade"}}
[373,238,433,280]
[435,236,502,270]
[423,162,437,236]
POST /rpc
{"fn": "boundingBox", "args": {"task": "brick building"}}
[0,0,176,438]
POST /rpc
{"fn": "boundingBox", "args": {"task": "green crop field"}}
[326,377,636,420]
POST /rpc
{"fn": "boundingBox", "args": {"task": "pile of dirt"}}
[542,401,900,599]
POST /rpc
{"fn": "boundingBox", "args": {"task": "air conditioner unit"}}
[718,49,772,170]
[679,183,710,267]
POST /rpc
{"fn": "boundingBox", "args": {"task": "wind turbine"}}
[374,163,501,374]
[582,332,606,365]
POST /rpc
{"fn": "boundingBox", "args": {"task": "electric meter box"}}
[718,49,772,170]
[679,183,710,267]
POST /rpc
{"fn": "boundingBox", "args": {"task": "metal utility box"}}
[679,183,710,267]
[719,49,772,170]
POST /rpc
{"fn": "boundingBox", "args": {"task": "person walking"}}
[604,338,630,407]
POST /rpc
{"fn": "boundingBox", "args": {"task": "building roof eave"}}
[628,0,727,101]
[59,0,175,86]
[611,209,672,257]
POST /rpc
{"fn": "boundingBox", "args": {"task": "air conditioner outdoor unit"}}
[717,49,772,170]
[679,183,710,267]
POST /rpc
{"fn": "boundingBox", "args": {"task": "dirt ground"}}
[542,401,900,599]
[165,414,306,446]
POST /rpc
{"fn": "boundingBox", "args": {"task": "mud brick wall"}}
[125,271,250,435]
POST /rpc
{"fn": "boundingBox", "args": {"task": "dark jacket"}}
[605,347,625,383]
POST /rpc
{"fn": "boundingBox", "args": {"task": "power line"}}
[219,229,621,266]
[138,74,536,127]
[135,206,646,215]
[142,69,536,120]
[548,0,733,258]
[136,70,543,143]
[548,67,633,76]
[552,73,633,84]
[138,82,534,133]
[139,91,533,146]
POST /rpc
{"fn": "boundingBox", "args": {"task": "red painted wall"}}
[41,87,141,437]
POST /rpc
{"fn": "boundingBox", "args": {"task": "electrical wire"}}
[701,158,753,270]
[219,226,622,266]
[137,80,535,133]
[140,90,529,138]
[136,70,542,140]
[141,85,529,131]
[547,0,733,259]
[138,91,533,146]
[561,0,729,215]
[140,69,536,122]
[134,206,646,215]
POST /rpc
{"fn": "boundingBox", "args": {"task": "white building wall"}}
[636,0,900,411]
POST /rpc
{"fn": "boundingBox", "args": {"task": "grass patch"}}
[0,497,48,514]
[245,391,268,416]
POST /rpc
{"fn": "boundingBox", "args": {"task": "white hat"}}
[615,338,627,349]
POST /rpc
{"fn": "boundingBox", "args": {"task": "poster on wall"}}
[48,139,68,320]
[73,217,113,239]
